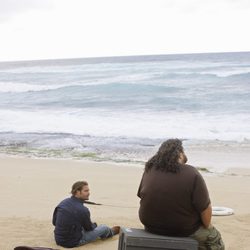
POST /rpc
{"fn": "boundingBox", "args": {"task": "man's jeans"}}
[78,224,114,246]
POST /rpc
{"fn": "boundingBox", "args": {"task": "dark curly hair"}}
[145,139,184,173]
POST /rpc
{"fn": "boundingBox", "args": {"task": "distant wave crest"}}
[0,81,181,94]
[1,69,250,94]
[0,82,70,93]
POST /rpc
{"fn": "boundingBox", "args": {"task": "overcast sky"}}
[0,0,250,61]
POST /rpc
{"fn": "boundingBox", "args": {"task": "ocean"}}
[0,52,250,167]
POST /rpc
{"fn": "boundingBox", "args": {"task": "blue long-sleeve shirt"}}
[52,196,96,248]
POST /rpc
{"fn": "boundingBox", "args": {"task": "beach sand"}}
[0,157,249,250]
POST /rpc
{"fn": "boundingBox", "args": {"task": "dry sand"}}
[0,157,249,250]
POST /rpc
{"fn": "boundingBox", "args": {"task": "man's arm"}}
[201,203,212,228]
[191,172,211,228]
[52,207,58,226]
[81,206,96,231]
[137,173,145,198]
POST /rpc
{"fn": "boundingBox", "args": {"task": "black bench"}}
[118,228,198,250]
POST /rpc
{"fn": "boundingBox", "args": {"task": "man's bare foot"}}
[111,226,120,235]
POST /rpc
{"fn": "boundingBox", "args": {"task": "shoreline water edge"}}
[1,138,250,176]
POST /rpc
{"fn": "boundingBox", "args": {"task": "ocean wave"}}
[0,81,183,94]
[0,81,112,93]
[1,69,250,95]
[1,52,250,144]
[0,109,250,141]
[226,72,250,80]
[163,69,250,79]
[0,82,74,93]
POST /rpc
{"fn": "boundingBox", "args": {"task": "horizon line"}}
[0,50,250,64]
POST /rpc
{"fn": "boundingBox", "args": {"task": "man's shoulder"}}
[184,164,197,170]
[181,164,201,176]
[58,197,79,208]
[59,197,72,204]
[57,197,89,212]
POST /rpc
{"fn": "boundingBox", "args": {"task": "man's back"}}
[137,164,210,236]
[52,196,93,248]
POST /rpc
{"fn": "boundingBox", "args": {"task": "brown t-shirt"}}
[137,164,210,236]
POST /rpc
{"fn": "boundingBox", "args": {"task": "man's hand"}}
[92,222,97,229]
[201,203,212,228]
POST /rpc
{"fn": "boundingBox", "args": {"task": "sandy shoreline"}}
[0,157,249,250]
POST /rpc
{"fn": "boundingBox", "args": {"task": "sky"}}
[0,0,250,62]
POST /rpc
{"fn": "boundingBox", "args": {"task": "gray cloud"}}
[0,0,54,22]
[163,0,250,11]
[223,0,250,9]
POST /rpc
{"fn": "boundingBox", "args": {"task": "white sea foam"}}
[0,73,154,93]
[0,82,92,93]
[199,67,250,77]
[0,108,250,142]
[0,82,65,93]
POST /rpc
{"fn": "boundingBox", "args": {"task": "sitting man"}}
[52,181,120,248]
[137,139,224,250]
